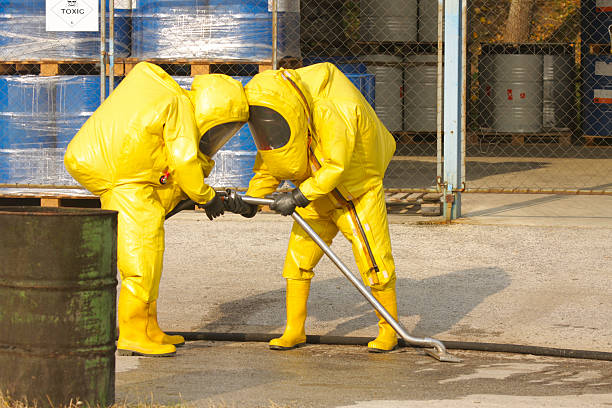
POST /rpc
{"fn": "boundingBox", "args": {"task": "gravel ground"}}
[156,207,612,352]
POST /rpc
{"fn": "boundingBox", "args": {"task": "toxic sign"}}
[46,0,98,32]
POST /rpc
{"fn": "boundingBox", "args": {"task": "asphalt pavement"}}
[116,193,612,407]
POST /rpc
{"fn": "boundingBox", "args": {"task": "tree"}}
[502,0,536,43]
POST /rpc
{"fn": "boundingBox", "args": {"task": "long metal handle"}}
[240,195,452,356]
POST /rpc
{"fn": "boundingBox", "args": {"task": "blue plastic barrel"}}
[0,0,131,59]
[132,0,299,61]
[346,73,376,108]
[0,75,109,184]
[55,76,104,149]
[0,76,57,183]
[582,55,612,137]
[581,0,612,46]
[174,76,256,189]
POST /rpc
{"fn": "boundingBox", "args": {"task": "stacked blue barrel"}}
[0,76,105,184]
[131,0,300,61]
[581,0,612,144]
[0,0,131,59]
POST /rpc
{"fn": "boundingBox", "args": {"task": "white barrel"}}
[484,54,543,133]
[360,0,417,42]
[404,54,438,132]
[543,54,574,130]
[418,0,438,42]
[364,55,403,132]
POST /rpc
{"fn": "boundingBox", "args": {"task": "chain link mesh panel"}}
[301,0,442,191]
[468,0,612,193]
[2,1,608,195]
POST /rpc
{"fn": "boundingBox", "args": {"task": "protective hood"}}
[244,69,310,182]
[189,74,249,157]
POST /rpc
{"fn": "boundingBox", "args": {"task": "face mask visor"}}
[198,121,245,157]
[247,105,292,151]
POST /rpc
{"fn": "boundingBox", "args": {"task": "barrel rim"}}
[0,206,116,216]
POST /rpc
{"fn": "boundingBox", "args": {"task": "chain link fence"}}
[467,0,612,194]
[1,0,611,197]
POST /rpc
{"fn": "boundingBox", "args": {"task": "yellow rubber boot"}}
[146,300,186,347]
[269,279,311,350]
[117,289,177,357]
[367,287,399,353]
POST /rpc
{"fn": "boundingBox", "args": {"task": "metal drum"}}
[542,50,574,130]
[581,0,612,47]
[0,76,57,184]
[359,0,417,42]
[479,49,543,133]
[418,0,438,43]
[404,54,438,132]
[132,0,300,61]
[478,53,494,129]
[0,206,117,407]
[582,55,612,137]
[364,54,403,132]
[0,0,131,59]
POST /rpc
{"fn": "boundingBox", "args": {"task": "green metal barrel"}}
[0,206,118,407]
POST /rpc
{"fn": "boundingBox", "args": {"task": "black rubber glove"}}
[269,188,310,216]
[200,192,224,220]
[223,192,258,218]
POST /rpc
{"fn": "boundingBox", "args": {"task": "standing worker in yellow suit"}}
[64,62,249,357]
[227,62,398,352]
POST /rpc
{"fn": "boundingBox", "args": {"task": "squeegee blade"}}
[424,348,463,363]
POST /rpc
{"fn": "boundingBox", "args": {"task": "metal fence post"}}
[100,0,106,103]
[443,0,464,219]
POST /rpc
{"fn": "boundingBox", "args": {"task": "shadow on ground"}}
[196,267,510,339]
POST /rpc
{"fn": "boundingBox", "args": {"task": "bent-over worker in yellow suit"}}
[229,62,398,352]
[64,62,248,357]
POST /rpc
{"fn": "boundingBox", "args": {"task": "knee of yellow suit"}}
[101,187,166,304]
[282,213,338,280]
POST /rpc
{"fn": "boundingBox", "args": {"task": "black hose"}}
[165,199,197,220]
[167,331,612,362]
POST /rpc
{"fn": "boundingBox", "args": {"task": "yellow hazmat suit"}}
[65,62,249,356]
[244,62,399,352]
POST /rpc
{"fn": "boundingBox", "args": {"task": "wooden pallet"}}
[0,59,103,76]
[583,135,612,147]
[586,43,612,55]
[0,188,99,208]
[393,131,439,144]
[121,58,273,76]
[468,130,572,146]
[0,58,275,76]
[385,191,442,216]
[355,41,440,57]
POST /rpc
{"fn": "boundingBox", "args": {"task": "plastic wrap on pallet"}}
[132,0,300,61]
[0,75,104,185]
[0,0,131,60]
[175,75,257,189]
